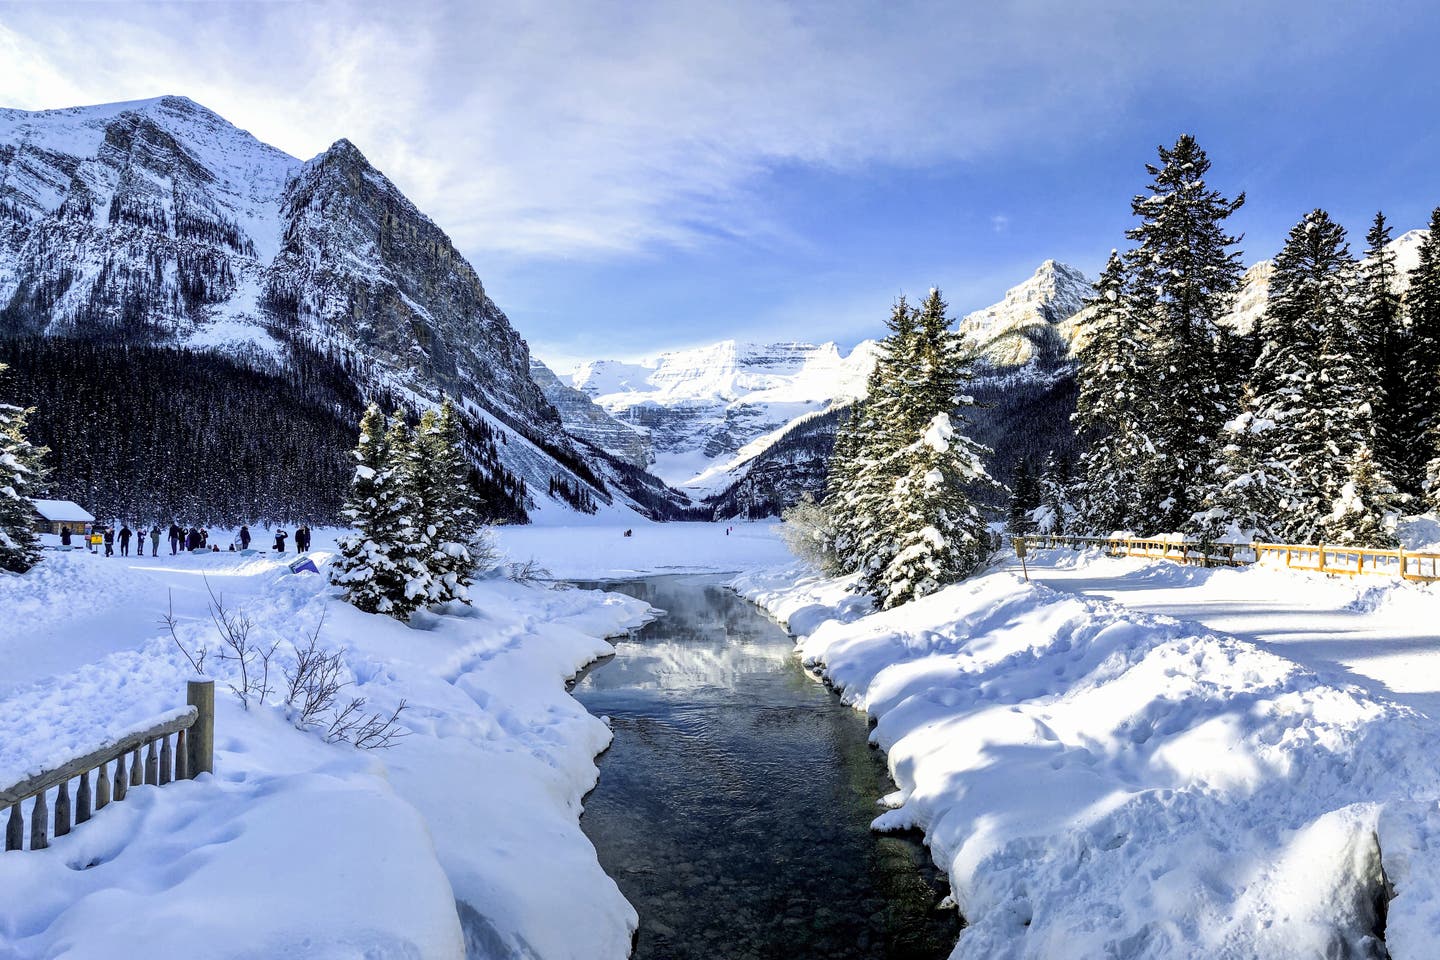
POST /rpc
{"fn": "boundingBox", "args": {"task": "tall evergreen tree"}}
[1006,457,1039,535]
[1032,452,1073,535]
[332,407,430,618]
[1072,250,1150,533]
[875,289,992,607]
[828,297,919,582]
[1409,208,1440,501]
[1326,443,1401,547]
[1124,135,1246,532]
[1358,212,1409,485]
[0,364,48,574]
[1245,210,1383,542]
[381,412,437,615]
[416,399,486,604]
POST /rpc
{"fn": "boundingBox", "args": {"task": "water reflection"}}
[573,575,959,960]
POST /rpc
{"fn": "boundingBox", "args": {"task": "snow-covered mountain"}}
[0,95,652,518]
[957,259,1094,366]
[562,339,879,493]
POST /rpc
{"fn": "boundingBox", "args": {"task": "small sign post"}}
[1012,536,1029,582]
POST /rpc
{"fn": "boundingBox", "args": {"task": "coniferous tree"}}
[1410,209,1440,501]
[1195,383,1294,544]
[1124,135,1245,532]
[1007,457,1039,534]
[1031,452,1073,535]
[0,365,48,573]
[873,289,994,607]
[381,412,436,616]
[1072,250,1150,532]
[1243,210,1384,542]
[1325,443,1401,547]
[416,399,486,603]
[331,407,431,618]
[1358,212,1409,485]
[828,297,919,582]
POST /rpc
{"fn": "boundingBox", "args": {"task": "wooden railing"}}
[1016,534,1440,583]
[2,680,214,852]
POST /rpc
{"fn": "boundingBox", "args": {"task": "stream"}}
[572,574,960,960]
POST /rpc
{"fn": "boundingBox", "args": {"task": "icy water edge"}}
[572,574,960,960]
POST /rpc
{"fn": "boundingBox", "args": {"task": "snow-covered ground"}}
[0,540,656,958]
[495,520,790,580]
[735,547,1440,959]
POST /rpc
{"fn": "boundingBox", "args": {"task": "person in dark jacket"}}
[150,526,161,556]
[135,526,145,557]
[273,529,288,553]
[187,527,201,552]
[296,526,311,552]
[118,525,131,557]
[103,527,115,557]
[169,523,180,556]
[60,526,72,548]
[239,524,251,550]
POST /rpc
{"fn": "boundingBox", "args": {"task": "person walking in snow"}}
[150,526,161,556]
[169,523,180,556]
[239,524,251,550]
[296,525,311,552]
[103,527,114,557]
[60,526,72,548]
[135,526,145,557]
[119,525,131,557]
[273,529,288,553]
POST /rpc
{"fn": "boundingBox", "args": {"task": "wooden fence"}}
[2,680,214,852]
[1016,534,1440,583]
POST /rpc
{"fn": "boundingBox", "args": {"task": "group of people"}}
[58,523,315,557]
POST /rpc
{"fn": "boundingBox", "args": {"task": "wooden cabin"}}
[30,499,96,536]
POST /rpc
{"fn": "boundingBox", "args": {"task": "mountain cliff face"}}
[529,359,650,467]
[562,339,877,494]
[957,259,1094,367]
[0,95,629,520]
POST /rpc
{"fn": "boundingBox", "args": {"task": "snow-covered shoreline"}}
[0,546,655,959]
[733,551,1440,959]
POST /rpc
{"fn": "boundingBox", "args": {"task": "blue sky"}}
[3,1,1439,368]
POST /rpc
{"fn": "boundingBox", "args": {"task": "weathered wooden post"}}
[187,680,215,778]
[1013,536,1029,582]
[5,803,21,851]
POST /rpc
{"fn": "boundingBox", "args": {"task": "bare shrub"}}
[161,591,207,675]
[206,578,279,709]
[507,557,553,584]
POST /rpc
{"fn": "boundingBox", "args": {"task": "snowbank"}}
[734,556,1440,958]
[0,548,652,958]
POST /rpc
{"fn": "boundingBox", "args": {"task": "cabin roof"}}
[30,499,95,523]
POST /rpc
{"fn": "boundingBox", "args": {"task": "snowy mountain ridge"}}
[562,339,879,492]
[0,95,646,517]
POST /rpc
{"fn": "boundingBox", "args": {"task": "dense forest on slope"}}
[0,338,530,526]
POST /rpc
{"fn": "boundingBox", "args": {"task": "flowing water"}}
[572,575,960,960]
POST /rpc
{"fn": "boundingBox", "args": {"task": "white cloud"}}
[0,0,1408,260]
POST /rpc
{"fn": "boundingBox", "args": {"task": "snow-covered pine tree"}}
[332,406,431,619]
[382,412,437,616]
[415,399,486,603]
[1124,135,1245,533]
[879,411,991,608]
[1006,457,1039,534]
[1358,212,1410,488]
[1072,250,1150,533]
[873,289,994,607]
[1325,443,1400,547]
[1251,210,1380,542]
[830,297,920,584]
[1409,209,1440,502]
[1031,452,1074,535]
[1194,384,1294,545]
[0,366,48,574]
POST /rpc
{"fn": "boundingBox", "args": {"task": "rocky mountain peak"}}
[958,259,1093,366]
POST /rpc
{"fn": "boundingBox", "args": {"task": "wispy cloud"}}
[0,0,1408,260]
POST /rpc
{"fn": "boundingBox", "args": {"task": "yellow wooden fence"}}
[1017,533,1440,583]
